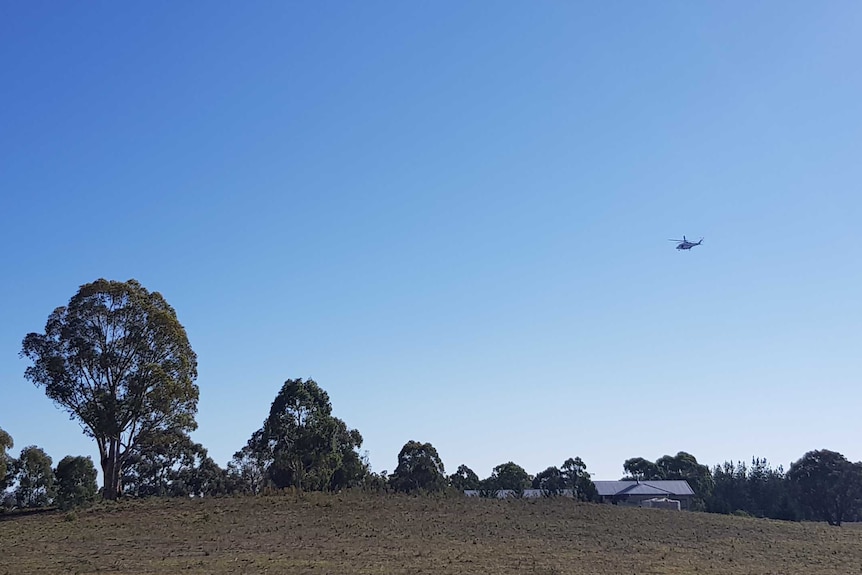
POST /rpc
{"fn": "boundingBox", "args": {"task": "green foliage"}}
[488,462,531,494]
[21,278,199,500]
[787,449,862,526]
[389,440,446,493]
[532,466,566,495]
[237,378,366,492]
[449,464,481,491]
[623,452,712,509]
[361,469,390,492]
[14,446,55,508]
[174,454,236,497]
[0,427,13,491]
[561,457,597,502]
[55,455,98,510]
[227,445,269,494]
[623,457,662,480]
[706,458,796,520]
[123,429,234,497]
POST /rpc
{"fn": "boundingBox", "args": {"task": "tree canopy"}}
[706,458,795,519]
[449,464,480,491]
[122,428,232,497]
[14,446,55,508]
[236,378,366,492]
[55,455,98,510]
[561,457,597,501]
[787,449,862,526]
[0,427,13,491]
[489,462,532,491]
[389,441,446,493]
[532,466,566,494]
[21,278,199,500]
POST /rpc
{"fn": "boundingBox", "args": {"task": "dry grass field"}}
[2,492,861,575]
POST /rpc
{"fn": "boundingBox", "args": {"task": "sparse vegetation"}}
[1,492,861,575]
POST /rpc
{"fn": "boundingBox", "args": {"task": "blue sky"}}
[1,2,860,483]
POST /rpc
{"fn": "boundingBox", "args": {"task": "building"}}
[463,489,576,499]
[593,480,695,510]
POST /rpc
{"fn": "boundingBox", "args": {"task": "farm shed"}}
[593,480,694,510]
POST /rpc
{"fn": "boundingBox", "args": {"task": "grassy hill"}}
[2,492,860,574]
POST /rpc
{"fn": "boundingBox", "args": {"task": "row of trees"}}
[11,279,596,505]
[9,278,862,526]
[0,433,98,510]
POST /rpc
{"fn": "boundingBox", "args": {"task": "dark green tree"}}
[449,464,481,491]
[747,457,793,519]
[0,427,13,491]
[562,457,597,501]
[706,460,749,515]
[21,279,199,500]
[55,456,98,510]
[228,444,270,494]
[490,461,531,492]
[787,449,862,526]
[705,458,797,520]
[14,446,55,508]
[533,466,566,495]
[361,469,390,492]
[241,379,366,491]
[172,453,235,497]
[389,441,446,493]
[122,428,223,497]
[622,457,662,480]
[657,452,714,508]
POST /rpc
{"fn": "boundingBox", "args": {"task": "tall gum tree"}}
[21,279,198,500]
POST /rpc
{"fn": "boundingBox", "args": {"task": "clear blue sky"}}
[2,2,860,483]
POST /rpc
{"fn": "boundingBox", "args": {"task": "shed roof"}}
[593,480,694,497]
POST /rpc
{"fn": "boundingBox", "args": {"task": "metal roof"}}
[593,480,695,497]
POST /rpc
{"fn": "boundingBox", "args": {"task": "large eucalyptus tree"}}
[21,279,198,500]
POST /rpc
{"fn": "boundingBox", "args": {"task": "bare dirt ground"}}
[2,492,861,574]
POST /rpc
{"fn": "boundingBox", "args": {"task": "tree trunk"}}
[101,438,123,500]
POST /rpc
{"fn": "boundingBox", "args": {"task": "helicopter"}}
[669,236,703,250]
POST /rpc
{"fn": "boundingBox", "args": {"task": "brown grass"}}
[2,492,860,574]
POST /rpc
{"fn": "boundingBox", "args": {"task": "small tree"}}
[449,464,481,491]
[0,427,13,491]
[55,456,98,510]
[562,457,597,501]
[122,429,203,497]
[533,466,565,496]
[389,441,446,493]
[490,462,532,492]
[14,446,55,508]
[228,444,270,495]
